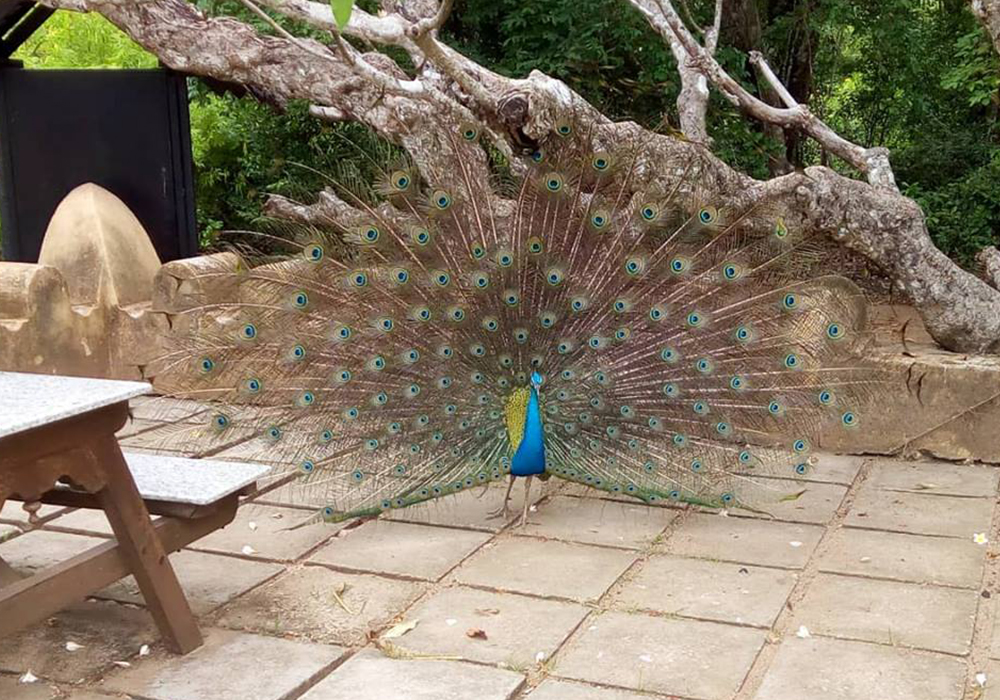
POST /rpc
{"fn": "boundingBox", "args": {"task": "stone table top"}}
[0,371,150,440]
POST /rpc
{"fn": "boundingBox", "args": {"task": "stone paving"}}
[1,397,999,699]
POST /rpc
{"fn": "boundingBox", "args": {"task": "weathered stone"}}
[0,599,157,684]
[309,520,490,581]
[393,586,588,666]
[299,649,524,700]
[0,530,106,574]
[98,550,283,615]
[101,628,345,700]
[527,680,654,700]
[454,537,636,602]
[556,610,765,698]
[519,495,676,549]
[613,554,797,627]
[846,486,993,538]
[866,460,999,497]
[754,636,966,700]
[187,503,336,561]
[819,527,985,588]
[793,574,977,654]
[732,479,847,525]
[0,675,59,700]
[668,514,824,568]
[801,453,865,485]
[211,566,425,645]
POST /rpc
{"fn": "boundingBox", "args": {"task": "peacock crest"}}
[155,118,881,524]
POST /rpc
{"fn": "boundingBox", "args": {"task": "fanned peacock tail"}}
[154,119,882,523]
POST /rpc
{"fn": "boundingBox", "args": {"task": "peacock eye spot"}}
[305,244,324,262]
[463,128,477,140]
[531,149,544,162]
[240,324,257,340]
[557,123,572,135]
[199,358,215,373]
[641,206,656,220]
[593,157,608,170]
[472,245,485,259]
[396,175,409,188]
[294,292,308,307]
[364,227,379,242]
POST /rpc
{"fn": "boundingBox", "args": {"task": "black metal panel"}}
[0,67,197,262]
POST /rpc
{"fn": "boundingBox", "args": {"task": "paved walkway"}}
[1,396,998,700]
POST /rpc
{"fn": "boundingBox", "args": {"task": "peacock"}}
[155,118,879,527]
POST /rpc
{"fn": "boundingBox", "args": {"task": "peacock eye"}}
[304,243,324,262]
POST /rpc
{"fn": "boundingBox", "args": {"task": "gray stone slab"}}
[668,514,824,569]
[1,522,21,543]
[212,566,425,645]
[819,527,986,588]
[614,554,797,627]
[866,460,999,497]
[526,680,654,700]
[102,628,346,700]
[300,648,524,700]
[805,453,865,485]
[454,537,636,602]
[0,500,65,525]
[98,549,283,615]
[0,599,157,684]
[309,520,490,581]
[384,481,547,532]
[754,636,966,700]
[0,372,148,439]
[0,675,59,699]
[556,610,765,699]
[393,586,589,666]
[793,573,977,655]
[119,452,270,505]
[519,496,676,549]
[846,486,993,538]
[187,503,336,561]
[734,480,847,525]
[0,530,106,574]
[986,660,1000,699]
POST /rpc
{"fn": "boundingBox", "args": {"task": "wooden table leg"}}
[91,438,203,654]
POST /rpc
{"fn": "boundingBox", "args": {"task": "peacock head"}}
[530,371,544,389]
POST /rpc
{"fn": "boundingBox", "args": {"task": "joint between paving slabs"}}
[962,480,1000,700]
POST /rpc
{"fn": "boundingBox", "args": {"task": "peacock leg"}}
[519,476,533,527]
[487,475,515,520]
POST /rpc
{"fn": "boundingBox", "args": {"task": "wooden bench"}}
[0,371,268,654]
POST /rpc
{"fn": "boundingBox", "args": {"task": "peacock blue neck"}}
[511,386,546,476]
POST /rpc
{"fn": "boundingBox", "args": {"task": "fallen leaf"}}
[796,625,811,639]
[779,490,808,502]
[113,661,131,668]
[466,628,488,640]
[383,620,419,639]
[475,608,500,616]
[915,483,940,490]
[241,545,257,555]
[248,521,258,531]
[139,644,150,657]
[64,641,84,652]
[445,618,458,627]
[789,541,803,548]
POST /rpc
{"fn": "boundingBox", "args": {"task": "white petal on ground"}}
[796,626,811,639]
[19,671,38,684]
[139,644,150,657]
[64,641,84,652]
[241,545,257,555]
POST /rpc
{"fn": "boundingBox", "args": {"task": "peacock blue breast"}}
[511,384,546,477]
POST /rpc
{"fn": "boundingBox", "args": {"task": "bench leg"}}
[92,438,203,654]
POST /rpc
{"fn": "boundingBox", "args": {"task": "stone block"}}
[668,514,824,568]
[519,496,676,549]
[846,486,993,538]
[187,503,336,561]
[526,680,653,700]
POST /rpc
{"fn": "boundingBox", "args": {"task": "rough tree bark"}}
[39,0,1000,353]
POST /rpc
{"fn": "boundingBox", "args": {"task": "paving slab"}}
[0,675,59,699]
[102,628,346,700]
[0,599,157,684]
[309,520,490,581]
[793,573,977,654]
[733,480,847,525]
[0,500,65,525]
[301,648,524,700]
[804,453,865,485]
[97,549,283,614]
[0,530,106,574]
[519,496,676,549]
[454,537,637,602]
[667,514,824,569]
[525,679,656,700]
[393,586,589,666]
[128,397,210,423]
[212,566,425,645]
[846,486,993,538]
[985,660,1000,700]
[383,481,546,531]
[187,503,336,561]
[754,636,966,700]
[613,554,797,627]
[556,610,765,699]
[866,460,999,497]
[819,526,986,588]
[44,508,119,536]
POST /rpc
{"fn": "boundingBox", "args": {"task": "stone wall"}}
[2,184,999,463]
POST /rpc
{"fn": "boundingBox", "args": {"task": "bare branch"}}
[407,0,453,38]
[704,0,723,54]
[748,50,797,107]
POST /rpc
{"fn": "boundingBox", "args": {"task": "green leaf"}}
[330,0,354,30]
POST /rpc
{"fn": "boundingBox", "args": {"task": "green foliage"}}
[14,10,157,69]
[331,0,355,29]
